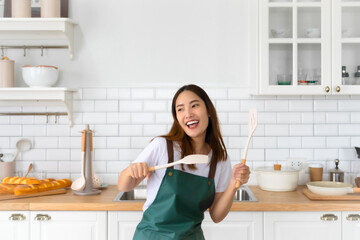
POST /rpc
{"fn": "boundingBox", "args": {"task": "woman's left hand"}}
[231,163,250,188]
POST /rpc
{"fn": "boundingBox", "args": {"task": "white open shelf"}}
[0,18,77,58]
[0,87,76,127]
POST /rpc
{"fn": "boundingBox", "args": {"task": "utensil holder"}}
[73,125,101,196]
[0,161,15,181]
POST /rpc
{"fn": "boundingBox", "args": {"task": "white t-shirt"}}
[133,137,232,211]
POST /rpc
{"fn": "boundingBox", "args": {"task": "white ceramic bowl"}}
[22,65,59,87]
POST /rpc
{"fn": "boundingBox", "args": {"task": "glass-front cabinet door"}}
[332,0,360,94]
[260,0,331,95]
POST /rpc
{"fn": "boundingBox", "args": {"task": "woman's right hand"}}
[127,162,152,179]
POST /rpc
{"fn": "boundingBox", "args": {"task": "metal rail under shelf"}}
[0,112,68,124]
[1,45,68,57]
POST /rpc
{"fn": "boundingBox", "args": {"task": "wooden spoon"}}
[24,163,33,178]
[235,109,258,188]
[355,177,360,188]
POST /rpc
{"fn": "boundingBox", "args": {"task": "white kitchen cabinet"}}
[259,0,360,95]
[342,211,360,240]
[31,211,107,240]
[203,212,263,240]
[0,211,30,240]
[108,211,263,240]
[108,211,142,240]
[264,211,341,240]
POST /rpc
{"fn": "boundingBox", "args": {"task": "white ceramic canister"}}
[0,57,15,88]
[41,0,61,18]
[0,162,15,181]
[11,0,31,18]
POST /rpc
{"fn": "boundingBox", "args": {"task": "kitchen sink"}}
[113,185,257,202]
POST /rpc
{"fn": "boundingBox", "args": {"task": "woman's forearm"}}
[209,181,237,223]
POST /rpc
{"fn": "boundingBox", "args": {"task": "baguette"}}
[14,179,72,196]
[0,183,17,195]
[1,176,41,185]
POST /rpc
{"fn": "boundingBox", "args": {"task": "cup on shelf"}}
[277,73,292,85]
[305,28,320,38]
[271,28,290,38]
[308,163,323,181]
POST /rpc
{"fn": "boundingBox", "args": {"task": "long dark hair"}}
[161,84,227,170]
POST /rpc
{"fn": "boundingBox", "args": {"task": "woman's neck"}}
[191,137,210,155]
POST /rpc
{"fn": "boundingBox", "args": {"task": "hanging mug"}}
[0,57,15,88]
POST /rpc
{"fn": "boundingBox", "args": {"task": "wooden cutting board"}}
[0,189,67,201]
[303,188,360,201]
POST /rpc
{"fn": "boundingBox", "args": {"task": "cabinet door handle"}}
[34,214,51,221]
[325,86,330,92]
[9,213,26,221]
[320,214,338,221]
[336,86,341,92]
[346,214,360,221]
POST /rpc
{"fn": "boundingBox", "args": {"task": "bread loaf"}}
[14,179,72,196]
[0,183,16,195]
[1,176,41,185]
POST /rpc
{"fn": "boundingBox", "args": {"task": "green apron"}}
[133,140,217,240]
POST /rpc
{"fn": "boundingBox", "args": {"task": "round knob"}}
[325,86,330,93]
[336,86,341,92]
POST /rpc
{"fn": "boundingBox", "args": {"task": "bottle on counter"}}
[329,159,344,182]
[354,66,360,85]
[342,66,350,85]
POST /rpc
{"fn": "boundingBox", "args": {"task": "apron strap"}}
[166,139,174,167]
[208,155,217,179]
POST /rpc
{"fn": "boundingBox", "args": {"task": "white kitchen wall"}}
[1,88,360,186]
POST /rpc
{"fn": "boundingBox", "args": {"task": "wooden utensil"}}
[235,109,258,188]
[71,130,86,191]
[355,177,360,188]
[24,163,33,178]
[128,155,209,176]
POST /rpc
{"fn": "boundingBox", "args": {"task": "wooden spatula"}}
[148,154,209,172]
[235,109,258,188]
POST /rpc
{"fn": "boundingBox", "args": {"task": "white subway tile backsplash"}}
[2,87,360,181]
[83,112,107,124]
[119,100,143,112]
[132,89,154,99]
[34,137,58,148]
[277,113,301,124]
[289,100,313,112]
[47,149,70,161]
[73,101,94,112]
[144,101,168,112]
[144,125,168,137]
[314,100,338,111]
[326,112,350,123]
[119,125,143,136]
[106,88,119,99]
[265,124,288,136]
[314,124,338,136]
[107,137,131,149]
[47,125,70,136]
[277,137,301,148]
[289,125,313,136]
[302,137,326,149]
[95,100,119,112]
[23,125,46,136]
[82,88,107,100]
[119,88,131,99]
[265,100,289,112]
[0,125,21,136]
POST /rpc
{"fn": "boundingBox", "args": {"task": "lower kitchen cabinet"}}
[108,211,263,240]
[0,211,30,240]
[264,212,341,240]
[0,211,107,240]
[203,212,263,240]
[342,211,360,240]
[31,211,107,240]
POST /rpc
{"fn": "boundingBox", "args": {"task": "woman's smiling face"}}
[175,90,209,140]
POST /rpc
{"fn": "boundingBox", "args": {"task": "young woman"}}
[118,84,250,240]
